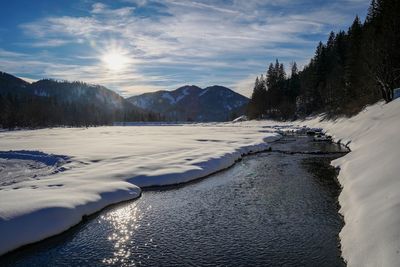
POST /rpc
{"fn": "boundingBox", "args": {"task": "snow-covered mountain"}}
[127,85,249,121]
[0,71,159,126]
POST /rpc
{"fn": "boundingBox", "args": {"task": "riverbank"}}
[303,99,400,267]
[1,100,398,265]
[0,136,346,266]
[0,124,280,256]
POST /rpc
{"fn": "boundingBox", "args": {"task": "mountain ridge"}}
[127,85,249,122]
[0,71,160,127]
[0,71,248,126]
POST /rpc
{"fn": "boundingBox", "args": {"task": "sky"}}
[0,0,370,97]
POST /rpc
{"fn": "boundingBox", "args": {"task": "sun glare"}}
[101,49,129,71]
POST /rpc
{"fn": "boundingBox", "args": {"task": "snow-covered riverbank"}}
[303,100,400,267]
[1,100,398,265]
[0,123,280,256]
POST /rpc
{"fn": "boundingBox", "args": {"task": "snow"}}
[34,90,49,97]
[0,123,280,256]
[198,88,209,97]
[132,95,153,109]
[175,87,189,103]
[232,115,248,123]
[0,151,69,187]
[162,92,176,104]
[161,88,189,104]
[2,100,398,264]
[302,100,400,267]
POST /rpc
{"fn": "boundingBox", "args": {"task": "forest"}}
[0,74,162,128]
[247,0,400,120]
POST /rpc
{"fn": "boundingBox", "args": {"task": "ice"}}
[0,123,280,255]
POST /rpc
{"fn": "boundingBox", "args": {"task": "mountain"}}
[29,79,129,111]
[0,71,160,128]
[0,71,249,127]
[0,72,30,94]
[127,85,249,121]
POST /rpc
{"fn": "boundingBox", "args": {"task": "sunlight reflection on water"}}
[101,203,153,266]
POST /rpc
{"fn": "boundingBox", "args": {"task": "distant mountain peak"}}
[176,85,201,90]
[127,85,249,122]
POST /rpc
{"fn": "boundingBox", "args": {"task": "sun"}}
[101,49,130,72]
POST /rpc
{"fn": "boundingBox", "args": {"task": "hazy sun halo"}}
[101,49,129,71]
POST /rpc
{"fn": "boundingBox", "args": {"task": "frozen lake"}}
[0,136,347,266]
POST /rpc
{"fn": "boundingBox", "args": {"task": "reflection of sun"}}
[101,202,153,266]
[101,46,130,72]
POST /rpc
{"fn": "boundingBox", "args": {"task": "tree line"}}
[247,0,400,120]
[0,93,161,128]
[0,75,163,129]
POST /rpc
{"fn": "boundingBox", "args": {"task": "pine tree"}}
[364,0,400,102]
[247,76,267,119]
[288,62,300,102]
[366,0,378,23]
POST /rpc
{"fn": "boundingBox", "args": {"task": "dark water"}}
[0,136,347,267]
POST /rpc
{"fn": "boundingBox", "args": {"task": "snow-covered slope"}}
[303,100,400,267]
[0,123,280,256]
[127,85,249,121]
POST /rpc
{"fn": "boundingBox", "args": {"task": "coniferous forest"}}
[0,73,163,128]
[247,0,400,120]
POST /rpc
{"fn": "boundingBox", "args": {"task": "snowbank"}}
[303,100,400,267]
[0,122,280,255]
[0,150,69,187]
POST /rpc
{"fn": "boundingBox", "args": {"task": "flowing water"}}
[0,135,348,266]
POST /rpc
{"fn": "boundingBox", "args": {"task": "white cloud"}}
[232,75,257,98]
[91,2,135,16]
[29,39,72,47]
[2,0,369,96]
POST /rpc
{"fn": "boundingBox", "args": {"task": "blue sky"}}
[0,0,370,97]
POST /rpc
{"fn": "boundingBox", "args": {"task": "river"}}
[0,135,348,266]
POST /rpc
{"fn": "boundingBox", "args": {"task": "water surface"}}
[0,136,347,266]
